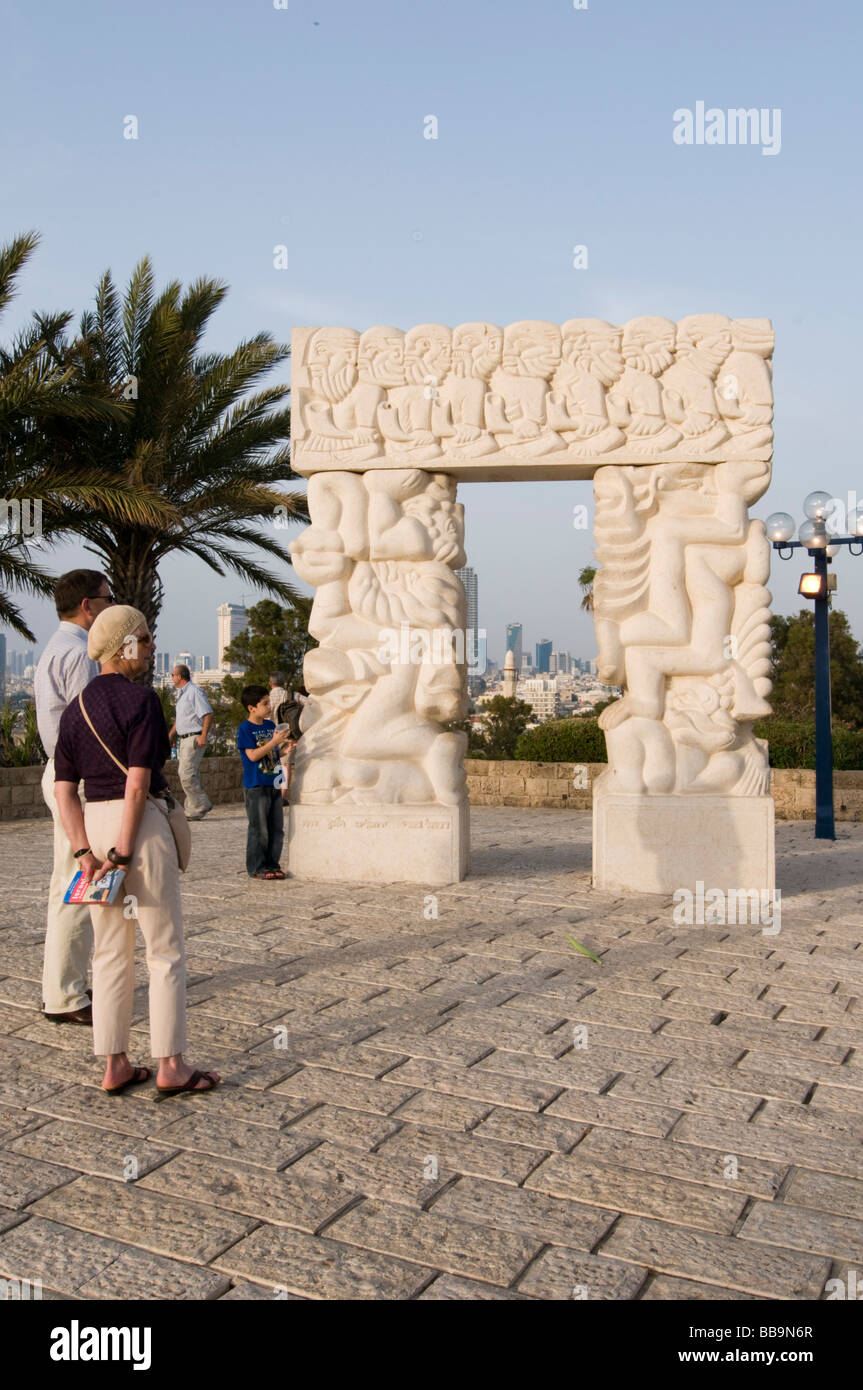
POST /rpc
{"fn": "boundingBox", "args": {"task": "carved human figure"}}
[486,321,567,455]
[715,318,774,456]
[289,469,468,805]
[606,317,681,453]
[298,327,384,464]
[547,318,626,455]
[374,325,446,461]
[437,322,502,458]
[593,459,773,796]
[661,314,732,455]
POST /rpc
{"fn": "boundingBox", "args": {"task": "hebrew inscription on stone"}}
[292,317,773,477]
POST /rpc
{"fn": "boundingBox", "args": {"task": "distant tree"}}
[221,597,315,717]
[769,610,863,728]
[578,565,596,613]
[478,695,533,759]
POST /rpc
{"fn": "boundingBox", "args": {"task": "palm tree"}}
[578,565,596,614]
[54,257,308,640]
[0,232,171,639]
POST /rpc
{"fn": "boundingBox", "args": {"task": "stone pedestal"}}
[593,779,775,895]
[287,803,470,885]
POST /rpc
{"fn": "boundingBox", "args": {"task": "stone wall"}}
[0,757,245,823]
[2,757,861,822]
[465,761,863,821]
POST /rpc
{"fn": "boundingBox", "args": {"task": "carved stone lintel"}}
[292,317,773,480]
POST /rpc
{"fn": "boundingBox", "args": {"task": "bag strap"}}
[78,691,129,776]
[77,690,175,814]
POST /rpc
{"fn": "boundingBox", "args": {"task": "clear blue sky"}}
[3,0,861,664]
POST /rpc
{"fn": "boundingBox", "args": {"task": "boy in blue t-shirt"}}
[237,684,294,880]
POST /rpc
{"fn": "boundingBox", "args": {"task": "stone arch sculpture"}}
[287,317,775,894]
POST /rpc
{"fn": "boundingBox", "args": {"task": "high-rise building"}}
[456,566,478,635]
[199,655,211,672]
[506,623,522,671]
[217,603,247,673]
[0,633,5,699]
[553,649,571,677]
[536,638,552,673]
[176,651,194,673]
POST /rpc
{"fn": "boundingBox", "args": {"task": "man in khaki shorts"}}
[34,568,115,1023]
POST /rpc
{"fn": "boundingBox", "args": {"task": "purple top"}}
[54,673,171,802]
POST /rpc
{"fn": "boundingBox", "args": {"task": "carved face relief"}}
[307,328,360,402]
[451,322,503,380]
[561,319,624,386]
[502,321,561,380]
[675,315,732,378]
[358,327,406,388]
[621,317,676,376]
[404,325,452,386]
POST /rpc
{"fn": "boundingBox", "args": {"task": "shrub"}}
[515,718,608,763]
[755,718,863,770]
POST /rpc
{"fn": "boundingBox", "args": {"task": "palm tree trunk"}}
[104,532,164,682]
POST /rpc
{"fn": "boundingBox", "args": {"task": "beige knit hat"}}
[87,605,148,662]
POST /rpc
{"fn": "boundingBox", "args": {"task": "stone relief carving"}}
[289,468,468,806]
[592,459,773,797]
[292,317,773,473]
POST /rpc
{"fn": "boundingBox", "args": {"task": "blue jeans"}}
[244,786,284,876]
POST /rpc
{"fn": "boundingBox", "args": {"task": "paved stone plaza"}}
[0,806,861,1300]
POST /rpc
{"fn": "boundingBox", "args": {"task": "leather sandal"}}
[156,1070,220,1096]
[103,1065,151,1096]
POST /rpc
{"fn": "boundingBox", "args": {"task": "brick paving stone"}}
[295,1042,409,1079]
[737,1051,863,1091]
[430,1175,616,1250]
[574,1127,786,1198]
[417,1273,533,1299]
[525,1153,748,1234]
[23,1083,199,1136]
[640,1275,767,1300]
[671,1113,863,1181]
[219,1281,307,1300]
[604,1073,760,1122]
[212,1223,432,1299]
[30,1174,255,1263]
[0,1216,229,1299]
[544,1091,681,1138]
[326,1198,540,1285]
[472,1107,588,1153]
[388,1089,493,1132]
[381,1056,562,1111]
[756,1097,863,1143]
[150,1111,317,1171]
[0,1153,77,1210]
[738,1200,863,1263]
[600,1215,831,1299]
[139,1150,356,1230]
[515,1248,648,1300]
[660,1060,812,1105]
[9,1120,175,1181]
[285,1104,402,1153]
[286,1139,451,1208]
[271,1067,417,1116]
[378,1123,546,1186]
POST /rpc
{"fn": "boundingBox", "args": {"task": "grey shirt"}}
[34,622,100,758]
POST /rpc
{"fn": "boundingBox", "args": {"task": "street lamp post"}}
[766,492,863,841]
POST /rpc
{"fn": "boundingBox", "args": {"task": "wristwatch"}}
[73,847,91,859]
[107,847,132,866]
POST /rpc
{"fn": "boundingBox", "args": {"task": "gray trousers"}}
[177,738,212,817]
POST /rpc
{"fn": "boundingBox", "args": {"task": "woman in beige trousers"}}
[53,605,219,1096]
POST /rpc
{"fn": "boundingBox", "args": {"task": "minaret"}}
[502,648,518,699]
